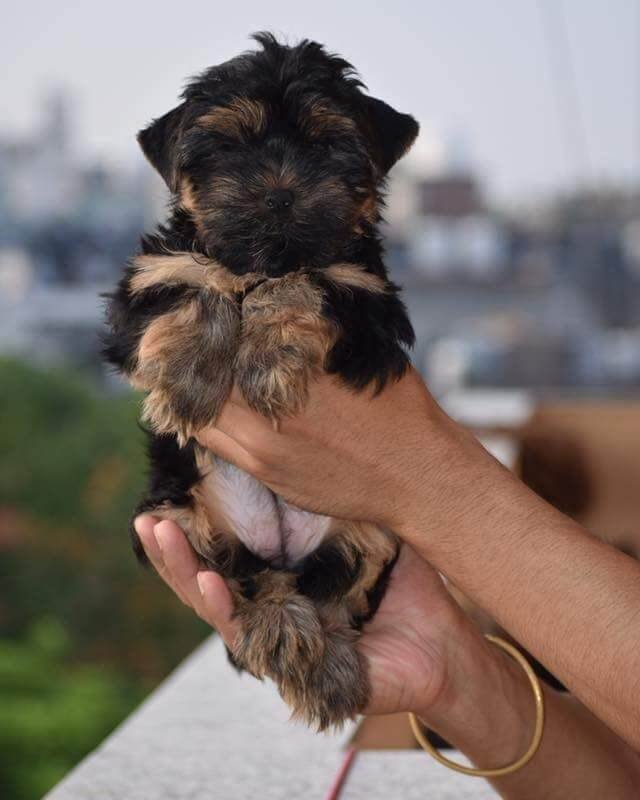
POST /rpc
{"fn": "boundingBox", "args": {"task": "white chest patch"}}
[203,456,331,565]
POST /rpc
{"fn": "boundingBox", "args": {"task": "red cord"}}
[324,746,358,800]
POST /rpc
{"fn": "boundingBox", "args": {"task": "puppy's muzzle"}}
[264,188,294,215]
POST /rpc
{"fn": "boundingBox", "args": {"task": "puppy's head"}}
[139,33,419,276]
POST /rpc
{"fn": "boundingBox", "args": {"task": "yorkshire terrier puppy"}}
[105,33,417,729]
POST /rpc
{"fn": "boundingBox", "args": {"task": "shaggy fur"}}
[104,33,417,729]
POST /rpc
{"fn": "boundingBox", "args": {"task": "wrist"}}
[390,412,528,571]
[413,620,536,768]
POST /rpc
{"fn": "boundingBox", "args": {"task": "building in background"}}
[0,88,166,374]
[2,91,640,395]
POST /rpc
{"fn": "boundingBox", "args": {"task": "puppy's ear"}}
[363,96,419,173]
[137,103,187,191]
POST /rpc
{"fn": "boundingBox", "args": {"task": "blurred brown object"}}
[352,713,417,750]
[517,401,640,558]
[352,401,640,748]
[449,400,640,692]
[517,427,592,518]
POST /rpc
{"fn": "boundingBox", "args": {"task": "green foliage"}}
[0,619,139,800]
[0,356,142,528]
[0,357,208,799]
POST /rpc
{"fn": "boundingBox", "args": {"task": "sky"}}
[2,0,639,202]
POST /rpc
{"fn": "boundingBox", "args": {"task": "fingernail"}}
[134,514,159,537]
[196,572,206,597]
[153,524,166,557]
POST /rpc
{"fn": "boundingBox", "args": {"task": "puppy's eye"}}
[311,140,335,154]
[214,138,236,152]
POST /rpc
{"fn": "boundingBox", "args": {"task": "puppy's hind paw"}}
[232,586,325,681]
[284,625,370,731]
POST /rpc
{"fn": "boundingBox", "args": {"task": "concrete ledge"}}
[45,636,497,799]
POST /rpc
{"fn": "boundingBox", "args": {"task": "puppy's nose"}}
[264,188,294,213]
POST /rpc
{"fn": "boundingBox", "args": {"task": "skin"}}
[135,369,640,796]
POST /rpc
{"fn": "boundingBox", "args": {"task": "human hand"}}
[132,514,532,752]
[194,368,488,535]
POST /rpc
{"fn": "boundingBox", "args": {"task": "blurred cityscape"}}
[3,87,640,397]
[0,90,164,376]
[3,81,640,799]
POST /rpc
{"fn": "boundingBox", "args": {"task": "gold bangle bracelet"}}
[408,634,546,778]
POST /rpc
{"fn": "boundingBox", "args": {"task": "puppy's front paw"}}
[236,274,336,419]
[135,292,239,441]
[235,346,312,419]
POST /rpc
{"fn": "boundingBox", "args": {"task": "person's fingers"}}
[196,570,241,646]
[135,518,238,644]
[215,399,275,450]
[153,520,207,612]
[154,521,238,642]
[134,515,191,606]
[195,426,259,474]
[358,545,454,715]
[227,383,250,408]
[133,514,160,560]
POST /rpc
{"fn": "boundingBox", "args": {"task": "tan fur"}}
[295,175,351,216]
[137,300,200,367]
[147,501,216,560]
[304,101,357,137]
[127,250,399,728]
[300,605,368,729]
[263,161,298,189]
[144,452,397,730]
[236,273,338,418]
[131,256,385,425]
[129,252,263,297]
[179,174,258,239]
[353,192,379,231]
[199,175,248,208]
[227,522,390,729]
[196,98,268,139]
[135,293,240,443]
[228,519,396,728]
[324,262,388,294]
[141,387,182,441]
[180,179,198,214]
[178,178,209,234]
[325,520,398,619]
[130,252,385,299]
[130,253,210,294]
[232,571,325,679]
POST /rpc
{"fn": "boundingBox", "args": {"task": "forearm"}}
[198,371,640,748]
[397,413,640,748]
[416,618,640,799]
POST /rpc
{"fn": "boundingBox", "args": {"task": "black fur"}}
[296,541,363,604]
[314,271,415,391]
[105,31,418,556]
[106,33,417,387]
[354,546,400,629]
[106,30,418,585]
[129,433,201,564]
[104,35,419,727]
[135,31,418,277]
[104,278,194,376]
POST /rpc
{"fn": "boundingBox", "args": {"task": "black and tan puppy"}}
[105,33,418,729]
